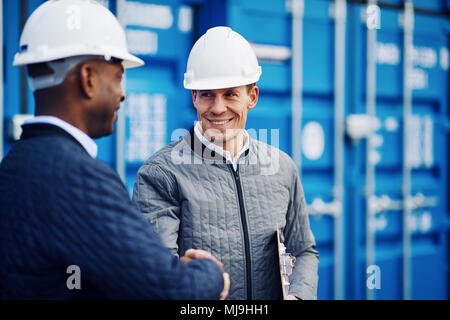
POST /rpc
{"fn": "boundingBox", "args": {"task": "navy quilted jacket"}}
[0,123,223,299]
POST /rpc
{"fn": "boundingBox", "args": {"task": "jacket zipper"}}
[229,164,252,300]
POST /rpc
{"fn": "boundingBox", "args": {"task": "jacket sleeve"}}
[50,160,223,299]
[133,163,181,258]
[284,165,319,300]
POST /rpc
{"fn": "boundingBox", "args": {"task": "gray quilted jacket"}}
[133,128,319,300]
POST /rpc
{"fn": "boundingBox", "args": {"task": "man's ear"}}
[247,85,259,110]
[79,62,96,99]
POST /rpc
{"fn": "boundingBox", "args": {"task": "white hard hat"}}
[184,26,261,90]
[13,0,143,69]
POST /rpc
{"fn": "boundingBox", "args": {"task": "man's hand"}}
[219,272,230,300]
[181,249,223,271]
[181,249,230,300]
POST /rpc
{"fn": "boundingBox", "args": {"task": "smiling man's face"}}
[192,84,258,145]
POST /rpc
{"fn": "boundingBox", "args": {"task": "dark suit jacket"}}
[0,123,223,299]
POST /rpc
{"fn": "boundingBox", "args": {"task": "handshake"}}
[181,249,230,300]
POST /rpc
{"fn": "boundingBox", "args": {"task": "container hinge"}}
[346,114,381,144]
[308,198,341,218]
[369,193,438,215]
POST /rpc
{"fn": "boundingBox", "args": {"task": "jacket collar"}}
[183,127,250,163]
[22,116,97,158]
[20,123,87,154]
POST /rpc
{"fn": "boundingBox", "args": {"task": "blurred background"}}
[1,0,449,300]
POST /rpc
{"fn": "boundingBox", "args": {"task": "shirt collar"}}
[194,121,249,170]
[23,116,98,158]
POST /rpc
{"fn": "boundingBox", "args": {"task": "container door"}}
[346,0,448,299]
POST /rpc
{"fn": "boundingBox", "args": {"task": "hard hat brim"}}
[183,73,261,90]
[13,48,144,69]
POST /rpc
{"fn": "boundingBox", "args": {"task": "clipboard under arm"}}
[276,224,296,299]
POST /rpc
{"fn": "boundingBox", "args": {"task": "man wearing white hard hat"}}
[0,0,229,300]
[133,26,319,300]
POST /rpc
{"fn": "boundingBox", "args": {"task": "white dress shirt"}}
[194,121,249,171]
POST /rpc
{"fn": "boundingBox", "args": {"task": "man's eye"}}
[201,93,213,98]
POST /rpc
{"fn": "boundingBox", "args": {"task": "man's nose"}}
[209,96,227,114]
[120,90,126,103]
